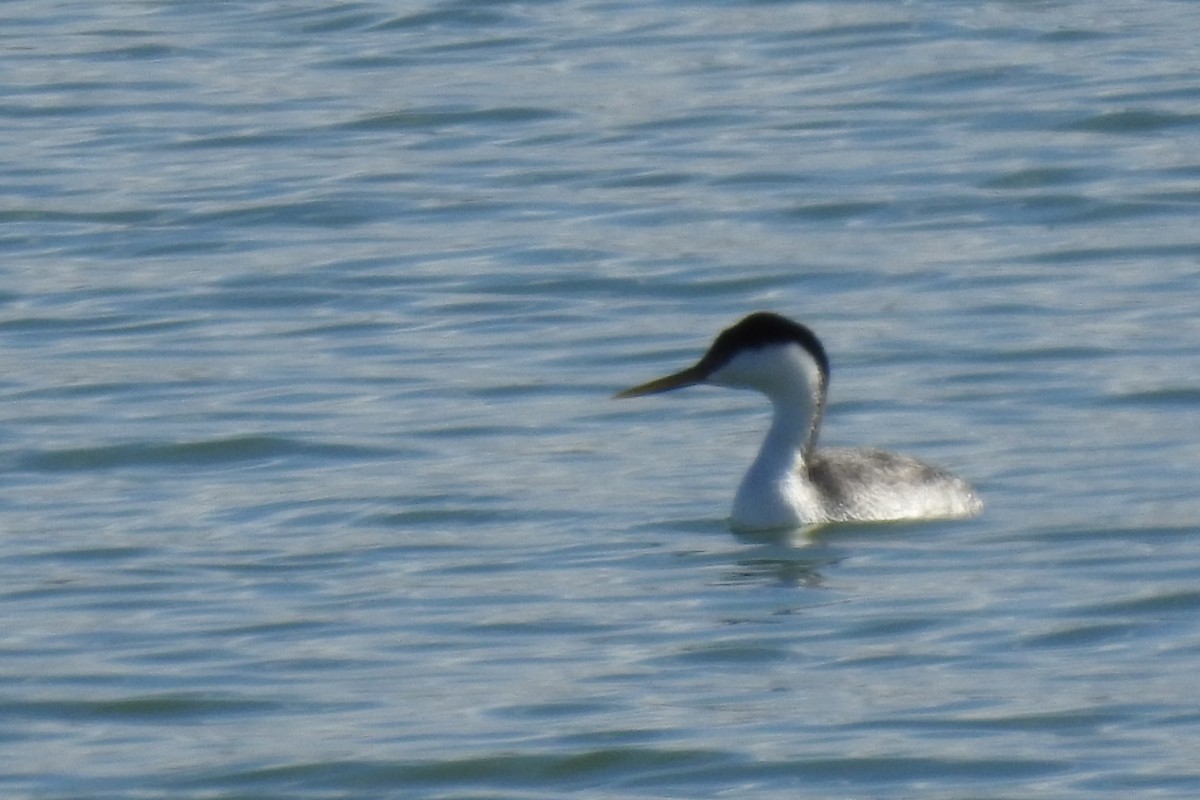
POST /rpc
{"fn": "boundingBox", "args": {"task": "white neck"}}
[720,347,825,529]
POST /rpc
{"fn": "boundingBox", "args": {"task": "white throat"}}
[708,344,826,529]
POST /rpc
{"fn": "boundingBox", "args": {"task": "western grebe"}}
[615,312,982,530]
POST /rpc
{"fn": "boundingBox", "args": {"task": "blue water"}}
[3,1,1200,797]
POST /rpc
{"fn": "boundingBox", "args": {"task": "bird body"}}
[616,313,982,530]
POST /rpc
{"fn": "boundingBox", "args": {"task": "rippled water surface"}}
[4,1,1200,798]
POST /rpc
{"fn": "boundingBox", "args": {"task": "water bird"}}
[615,312,982,530]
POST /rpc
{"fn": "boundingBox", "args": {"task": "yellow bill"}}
[614,364,707,399]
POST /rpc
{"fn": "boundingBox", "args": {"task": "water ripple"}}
[17,436,383,472]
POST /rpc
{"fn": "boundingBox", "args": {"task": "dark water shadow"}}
[723,525,841,588]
